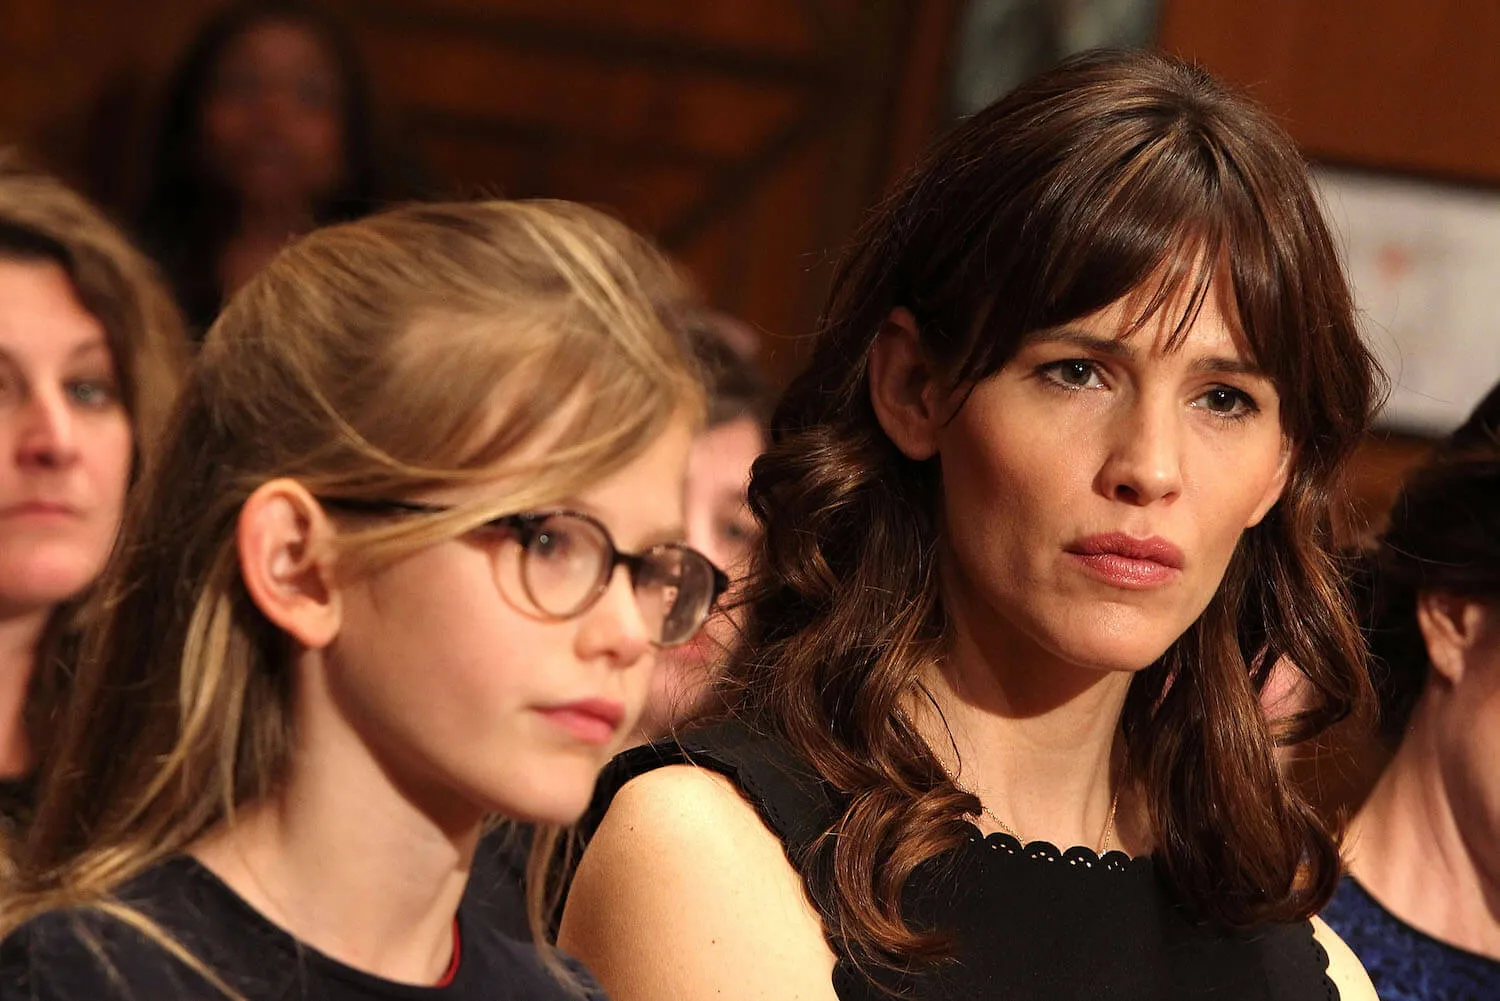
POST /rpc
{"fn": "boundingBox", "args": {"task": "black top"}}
[582,719,1338,1001]
[1,853,603,1001]
[1322,875,1499,1001]
[462,825,533,942]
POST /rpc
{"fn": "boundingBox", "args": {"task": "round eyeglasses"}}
[317,497,730,648]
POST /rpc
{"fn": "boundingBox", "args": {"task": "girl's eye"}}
[1195,385,1259,419]
[1039,359,1106,390]
[531,526,578,562]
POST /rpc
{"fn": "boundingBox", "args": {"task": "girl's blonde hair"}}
[0,153,187,868]
[3,200,702,944]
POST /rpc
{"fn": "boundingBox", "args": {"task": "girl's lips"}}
[535,699,626,746]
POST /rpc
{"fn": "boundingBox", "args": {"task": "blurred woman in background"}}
[1324,381,1500,1000]
[0,154,184,843]
[632,317,771,742]
[137,0,424,335]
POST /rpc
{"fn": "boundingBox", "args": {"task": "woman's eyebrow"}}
[1025,327,1270,380]
[68,339,111,361]
[1186,355,1270,379]
[1022,328,1135,358]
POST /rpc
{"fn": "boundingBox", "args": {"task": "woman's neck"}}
[191,659,481,985]
[0,611,47,779]
[1348,718,1500,959]
[910,612,1138,853]
[218,202,318,298]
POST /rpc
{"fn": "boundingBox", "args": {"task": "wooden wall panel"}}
[1159,0,1500,184]
[342,0,958,381]
[372,0,826,57]
[0,0,960,385]
[1157,0,1500,526]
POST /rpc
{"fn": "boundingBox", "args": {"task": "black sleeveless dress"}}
[583,719,1338,1001]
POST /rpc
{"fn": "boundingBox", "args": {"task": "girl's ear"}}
[868,307,950,461]
[236,478,342,649]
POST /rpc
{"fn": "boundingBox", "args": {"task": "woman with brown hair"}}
[0,155,185,839]
[0,200,723,999]
[560,49,1381,1000]
[1322,382,1500,999]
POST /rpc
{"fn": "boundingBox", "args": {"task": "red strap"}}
[434,918,461,987]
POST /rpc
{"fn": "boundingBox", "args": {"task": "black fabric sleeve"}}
[582,718,842,866]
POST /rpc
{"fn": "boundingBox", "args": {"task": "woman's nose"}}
[15,389,80,469]
[1096,397,1183,506]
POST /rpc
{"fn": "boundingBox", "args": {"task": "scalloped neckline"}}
[961,821,1147,873]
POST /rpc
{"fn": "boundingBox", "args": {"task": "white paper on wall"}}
[1313,167,1500,435]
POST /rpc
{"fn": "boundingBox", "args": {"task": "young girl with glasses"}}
[0,199,719,999]
[561,50,1381,1001]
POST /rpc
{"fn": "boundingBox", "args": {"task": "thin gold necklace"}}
[967,787,1120,855]
[896,702,1122,854]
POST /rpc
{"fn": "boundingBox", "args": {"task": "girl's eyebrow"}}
[552,497,686,548]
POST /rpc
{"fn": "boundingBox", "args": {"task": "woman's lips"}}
[0,501,82,520]
[1065,532,1184,589]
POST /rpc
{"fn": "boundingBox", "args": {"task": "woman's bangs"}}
[1019,151,1221,343]
[984,133,1291,383]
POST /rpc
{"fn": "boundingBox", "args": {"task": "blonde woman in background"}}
[0,156,185,843]
[0,200,723,1000]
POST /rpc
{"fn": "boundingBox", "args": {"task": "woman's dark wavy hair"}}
[136,1,419,333]
[729,48,1381,968]
[1362,382,1500,743]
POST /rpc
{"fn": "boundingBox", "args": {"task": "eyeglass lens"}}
[518,513,717,647]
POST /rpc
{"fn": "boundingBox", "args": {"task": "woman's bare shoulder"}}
[559,763,838,1001]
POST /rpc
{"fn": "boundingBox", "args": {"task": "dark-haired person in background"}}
[1323,381,1500,1000]
[560,48,1379,1001]
[136,0,424,335]
[632,316,771,742]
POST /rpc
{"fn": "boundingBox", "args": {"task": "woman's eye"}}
[214,69,262,102]
[716,516,757,546]
[1195,385,1258,419]
[1039,359,1106,390]
[67,380,119,409]
[295,77,337,112]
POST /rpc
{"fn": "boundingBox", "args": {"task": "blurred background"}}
[2,0,1496,528]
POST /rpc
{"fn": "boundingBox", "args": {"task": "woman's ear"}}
[868,307,950,461]
[1416,591,1489,687]
[1245,439,1295,528]
[237,478,342,649]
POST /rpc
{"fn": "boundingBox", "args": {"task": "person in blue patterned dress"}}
[1324,381,1500,1001]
